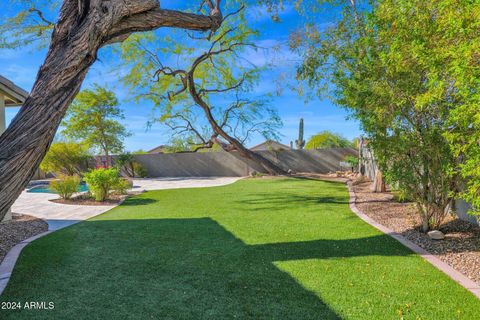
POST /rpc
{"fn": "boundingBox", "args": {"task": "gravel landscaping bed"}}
[352,181,480,285]
[0,214,48,263]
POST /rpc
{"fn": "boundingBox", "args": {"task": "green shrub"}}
[84,168,121,201]
[40,142,90,175]
[133,162,148,178]
[116,154,147,178]
[112,178,133,195]
[392,190,412,203]
[50,175,81,200]
[250,171,266,178]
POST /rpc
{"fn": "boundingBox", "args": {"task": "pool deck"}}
[12,177,242,231]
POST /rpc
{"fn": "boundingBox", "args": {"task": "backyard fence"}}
[127,148,357,177]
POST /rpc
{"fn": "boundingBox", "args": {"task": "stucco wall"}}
[455,199,479,225]
[130,148,357,178]
[132,151,251,177]
[256,148,357,173]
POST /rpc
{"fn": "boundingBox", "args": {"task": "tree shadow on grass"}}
[120,197,158,206]
[234,178,350,210]
[237,193,351,211]
[1,217,414,320]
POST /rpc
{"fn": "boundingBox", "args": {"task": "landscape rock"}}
[428,230,445,240]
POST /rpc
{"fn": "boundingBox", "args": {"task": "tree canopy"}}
[305,131,352,149]
[117,4,286,174]
[119,7,282,153]
[289,0,480,229]
[40,141,89,175]
[62,85,131,158]
[0,0,58,49]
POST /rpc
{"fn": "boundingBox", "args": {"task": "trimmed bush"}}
[50,175,81,200]
[84,168,121,201]
[112,178,133,195]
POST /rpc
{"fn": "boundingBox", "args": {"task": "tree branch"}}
[104,6,223,45]
[29,7,54,26]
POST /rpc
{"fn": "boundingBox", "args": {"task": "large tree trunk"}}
[0,0,223,220]
[206,110,286,176]
[372,169,386,192]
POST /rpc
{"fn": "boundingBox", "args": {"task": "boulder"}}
[427,230,445,240]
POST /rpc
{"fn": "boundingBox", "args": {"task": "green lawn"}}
[1,178,479,319]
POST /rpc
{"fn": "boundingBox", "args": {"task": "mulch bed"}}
[352,181,480,286]
[50,194,127,206]
[0,214,48,263]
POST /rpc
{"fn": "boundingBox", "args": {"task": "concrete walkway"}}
[12,177,242,231]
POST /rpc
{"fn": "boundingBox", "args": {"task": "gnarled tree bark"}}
[0,0,223,220]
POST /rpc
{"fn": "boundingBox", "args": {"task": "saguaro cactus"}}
[295,118,306,149]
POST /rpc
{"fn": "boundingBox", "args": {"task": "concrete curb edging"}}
[346,181,480,299]
[0,231,53,295]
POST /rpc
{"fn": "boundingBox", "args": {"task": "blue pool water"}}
[27,184,89,194]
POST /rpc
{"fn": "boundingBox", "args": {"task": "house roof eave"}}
[0,75,29,107]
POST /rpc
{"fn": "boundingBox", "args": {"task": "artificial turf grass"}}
[1,177,479,319]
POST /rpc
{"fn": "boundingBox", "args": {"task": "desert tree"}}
[0,0,57,50]
[289,0,468,231]
[62,85,131,164]
[40,141,90,175]
[0,0,224,220]
[305,131,352,150]
[120,7,286,174]
[153,96,282,155]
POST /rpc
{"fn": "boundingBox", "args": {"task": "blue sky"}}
[0,1,361,152]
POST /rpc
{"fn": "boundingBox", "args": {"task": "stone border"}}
[0,231,53,295]
[346,181,480,299]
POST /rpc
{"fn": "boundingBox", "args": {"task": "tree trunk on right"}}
[372,169,386,192]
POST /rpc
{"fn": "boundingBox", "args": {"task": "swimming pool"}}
[27,184,89,194]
